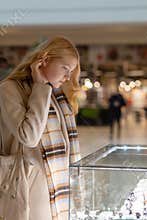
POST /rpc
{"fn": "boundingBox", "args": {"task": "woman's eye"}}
[63,66,69,72]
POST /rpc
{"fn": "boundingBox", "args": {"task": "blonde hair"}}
[7,37,81,114]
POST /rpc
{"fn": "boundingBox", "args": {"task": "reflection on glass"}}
[70,144,147,220]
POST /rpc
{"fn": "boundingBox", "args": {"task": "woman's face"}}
[41,55,77,88]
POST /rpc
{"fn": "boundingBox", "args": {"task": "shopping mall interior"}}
[1,1,147,219]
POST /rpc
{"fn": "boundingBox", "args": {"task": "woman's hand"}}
[30,60,48,84]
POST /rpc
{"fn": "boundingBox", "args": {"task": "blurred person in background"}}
[144,93,147,120]
[0,37,81,220]
[108,89,126,139]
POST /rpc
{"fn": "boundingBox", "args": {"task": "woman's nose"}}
[65,73,70,81]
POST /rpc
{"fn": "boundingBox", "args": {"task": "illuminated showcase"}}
[70,145,147,220]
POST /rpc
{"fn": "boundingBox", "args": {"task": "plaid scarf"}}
[40,88,81,220]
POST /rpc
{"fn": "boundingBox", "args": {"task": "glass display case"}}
[69,144,147,220]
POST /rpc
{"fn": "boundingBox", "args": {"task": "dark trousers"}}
[110,116,121,138]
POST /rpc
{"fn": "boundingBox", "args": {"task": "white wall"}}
[1,0,147,25]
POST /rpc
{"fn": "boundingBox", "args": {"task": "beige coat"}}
[0,79,53,220]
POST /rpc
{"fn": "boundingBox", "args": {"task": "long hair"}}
[7,37,81,114]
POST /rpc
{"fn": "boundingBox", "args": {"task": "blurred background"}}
[1,0,147,157]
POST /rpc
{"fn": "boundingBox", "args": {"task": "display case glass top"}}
[71,144,147,170]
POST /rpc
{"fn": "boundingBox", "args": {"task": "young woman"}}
[0,37,81,220]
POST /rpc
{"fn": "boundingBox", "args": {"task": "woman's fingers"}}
[30,60,48,84]
[31,60,42,72]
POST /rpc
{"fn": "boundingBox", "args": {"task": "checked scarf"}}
[40,88,81,220]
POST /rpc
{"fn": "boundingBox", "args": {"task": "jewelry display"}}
[70,145,147,220]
